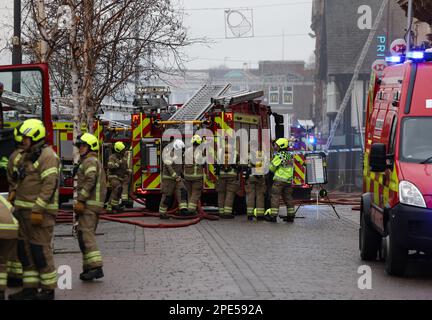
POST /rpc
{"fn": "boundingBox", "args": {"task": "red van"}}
[360,50,432,276]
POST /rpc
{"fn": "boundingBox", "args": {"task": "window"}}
[269,86,279,105]
[388,116,397,155]
[283,86,294,105]
[400,117,432,163]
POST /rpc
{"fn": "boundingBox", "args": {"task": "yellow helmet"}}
[114,141,126,153]
[191,134,202,145]
[14,124,23,143]
[76,133,99,151]
[275,138,289,150]
[19,119,45,142]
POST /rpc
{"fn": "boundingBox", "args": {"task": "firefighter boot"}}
[8,288,38,300]
[112,205,123,213]
[0,291,4,300]
[180,208,189,216]
[159,213,169,220]
[35,289,55,300]
[285,216,295,223]
[286,207,296,223]
[7,276,23,288]
[80,267,104,281]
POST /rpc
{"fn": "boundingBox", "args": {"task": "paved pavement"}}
[22,204,432,300]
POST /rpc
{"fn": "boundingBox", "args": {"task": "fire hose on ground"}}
[55,192,361,227]
[56,192,219,228]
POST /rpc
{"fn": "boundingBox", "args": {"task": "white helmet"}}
[173,139,185,151]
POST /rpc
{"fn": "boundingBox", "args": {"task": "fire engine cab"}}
[361,49,432,276]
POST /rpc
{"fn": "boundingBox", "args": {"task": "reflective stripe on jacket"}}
[77,153,107,212]
[0,196,18,239]
[183,147,204,180]
[269,151,294,183]
[107,153,128,180]
[15,145,60,215]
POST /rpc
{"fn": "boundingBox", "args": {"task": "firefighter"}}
[9,119,59,300]
[74,133,107,281]
[216,142,239,219]
[120,147,133,207]
[159,139,188,218]
[0,196,19,300]
[106,141,128,213]
[5,125,24,287]
[183,135,204,216]
[245,150,266,221]
[265,138,295,223]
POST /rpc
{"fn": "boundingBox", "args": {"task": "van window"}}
[400,117,432,163]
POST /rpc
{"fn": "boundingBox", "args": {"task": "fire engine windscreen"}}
[400,117,432,163]
[0,69,43,122]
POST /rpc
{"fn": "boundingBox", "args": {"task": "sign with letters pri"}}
[305,153,328,185]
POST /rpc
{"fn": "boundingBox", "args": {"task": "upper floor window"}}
[283,86,294,105]
[269,86,279,105]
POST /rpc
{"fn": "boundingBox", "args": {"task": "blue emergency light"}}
[385,56,403,63]
[406,51,424,60]
[309,136,316,144]
[385,50,432,64]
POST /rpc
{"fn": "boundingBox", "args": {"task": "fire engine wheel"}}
[384,221,408,277]
[359,198,380,261]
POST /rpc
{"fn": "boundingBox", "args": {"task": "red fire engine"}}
[360,49,432,276]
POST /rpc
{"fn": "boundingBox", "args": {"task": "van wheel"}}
[360,212,381,260]
[385,221,407,276]
[359,198,380,261]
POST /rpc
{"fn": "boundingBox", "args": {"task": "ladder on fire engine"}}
[169,84,231,121]
[0,90,41,113]
[324,0,389,152]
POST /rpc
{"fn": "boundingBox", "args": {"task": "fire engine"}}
[0,63,53,193]
[128,84,317,212]
[360,48,432,276]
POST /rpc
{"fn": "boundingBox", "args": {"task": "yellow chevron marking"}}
[146,175,161,190]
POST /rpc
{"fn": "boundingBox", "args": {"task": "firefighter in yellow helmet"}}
[9,119,59,300]
[4,124,24,288]
[183,134,204,215]
[159,139,188,218]
[216,141,239,219]
[0,195,19,300]
[74,133,107,281]
[106,141,128,213]
[265,138,295,223]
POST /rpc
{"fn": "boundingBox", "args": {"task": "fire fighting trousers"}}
[77,209,103,270]
[108,177,122,208]
[121,173,131,202]
[7,240,23,280]
[0,239,15,291]
[159,179,188,214]
[246,178,266,217]
[269,181,294,217]
[15,209,57,290]
[183,179,203,213]
[216,178,239,216]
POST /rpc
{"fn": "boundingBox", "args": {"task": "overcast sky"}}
[0,0,315,69]
[179,0,315,69]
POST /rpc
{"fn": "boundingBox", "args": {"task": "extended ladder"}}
[169,84,231,121]
[324,0,389,151]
